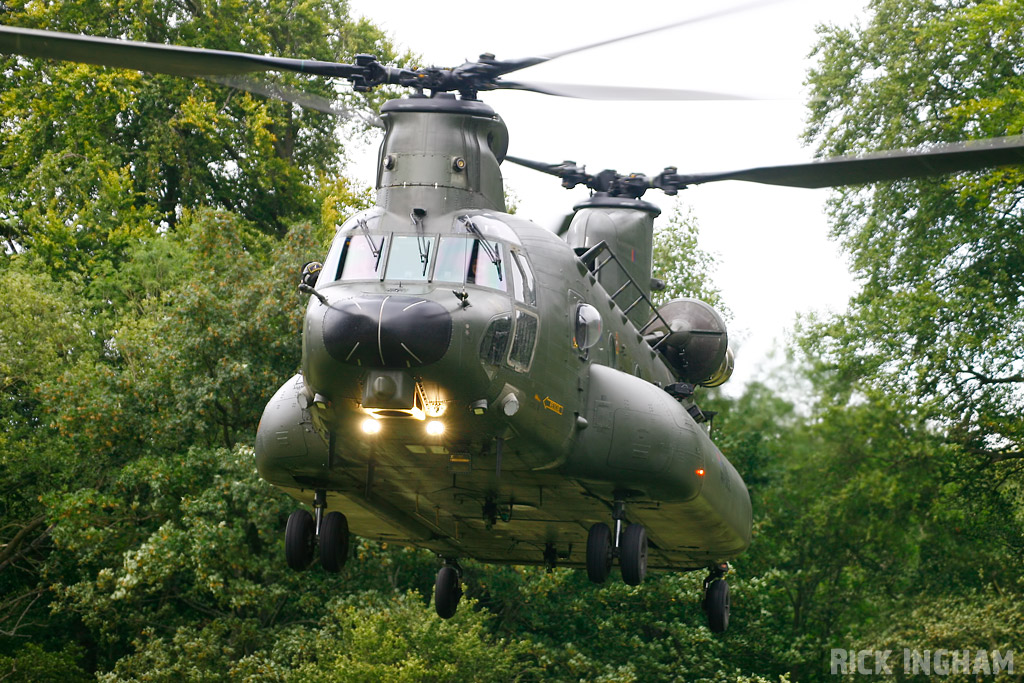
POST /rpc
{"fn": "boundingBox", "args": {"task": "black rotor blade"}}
[0,25,361,78]
[504,155,566,176]
[679,136,1024,189]
[496,80,752,101]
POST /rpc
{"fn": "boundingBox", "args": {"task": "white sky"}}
[344,0,871,391]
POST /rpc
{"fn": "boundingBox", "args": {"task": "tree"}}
[0,0,403,274]
[796,1,1024,674]
[803,0,1024,467]
[651,204,727,312]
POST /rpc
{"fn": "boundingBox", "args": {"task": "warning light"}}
[696,468,706,477]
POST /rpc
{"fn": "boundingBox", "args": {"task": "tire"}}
[586,523,613,584]
[705,578,730,633]
[434,565,462,619]
[319,511,350,573]
[619,523,647,586]
[285,509,315,571]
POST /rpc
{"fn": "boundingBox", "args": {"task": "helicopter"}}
[4,8,1024,634]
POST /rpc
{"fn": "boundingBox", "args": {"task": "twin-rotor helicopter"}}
[4,6,1024,632]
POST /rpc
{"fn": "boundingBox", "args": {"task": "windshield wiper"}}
[410,208,431,277]
[357,217,385,272]
[457,215,502,281]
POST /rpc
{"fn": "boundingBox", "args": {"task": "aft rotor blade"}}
[504,155,567,175]
[479,0,786,78]
[497,80,752,101]
[0,25,361,78]
[678,136,1024,188]
[545,0,784,67]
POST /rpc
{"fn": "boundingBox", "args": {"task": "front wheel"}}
[284,509,315,571]
[319,511,350,573]
[586,523,613,584]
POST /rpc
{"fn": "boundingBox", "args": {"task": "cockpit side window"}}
[510,250,536,306]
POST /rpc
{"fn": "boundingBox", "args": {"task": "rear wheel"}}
[319,511,350,573]
[705,578,730,633]
[586,523,613,584]
[619,523,647,586]
[434,565,462,619]
[284,509,315,571]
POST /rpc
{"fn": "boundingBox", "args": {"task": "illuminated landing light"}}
[361,418,382,435]
[426,420,445,436]
[696,468,706,477]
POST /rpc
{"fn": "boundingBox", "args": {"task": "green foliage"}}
[0,0,402,268]
[2,2,1023,681]
[652,204,727,312]
[803,0,1024,464]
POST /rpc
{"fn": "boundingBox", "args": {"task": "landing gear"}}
[586,523,613,583]
[319,511,350,572]
[587,500,648,586]
[284,509,316,570]
[434,561,463,619]
[284,489,350,572]
[619,523,648,586]
[702,563,730,633]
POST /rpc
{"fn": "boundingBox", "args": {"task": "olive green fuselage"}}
[255,95,750,569]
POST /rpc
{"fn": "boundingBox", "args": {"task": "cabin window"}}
[336,233,387,281]
[385,235,434,281]
[508,309,539,372]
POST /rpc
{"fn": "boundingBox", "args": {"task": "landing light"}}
[425,420,445,436]
[361,418,382,435]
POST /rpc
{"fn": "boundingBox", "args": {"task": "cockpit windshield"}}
[433,237,505,291]
[322,211,520,295]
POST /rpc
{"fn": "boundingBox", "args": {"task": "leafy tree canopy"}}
[0,0,404,276]
[803,0,1024,466]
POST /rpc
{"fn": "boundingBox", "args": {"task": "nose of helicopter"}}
[321,295,452,368]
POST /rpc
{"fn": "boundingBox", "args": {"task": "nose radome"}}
[322,295,452,368]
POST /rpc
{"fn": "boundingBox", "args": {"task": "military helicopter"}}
[4,8,1024,634]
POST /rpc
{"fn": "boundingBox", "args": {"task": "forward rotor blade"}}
[496,80,752,101]
[207,76,383,126]
[0,25,360,78]
[678,136,1024,189]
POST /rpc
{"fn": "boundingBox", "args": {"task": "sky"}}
[344,0,872,391]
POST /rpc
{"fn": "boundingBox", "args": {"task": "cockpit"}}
[320,210,536,307]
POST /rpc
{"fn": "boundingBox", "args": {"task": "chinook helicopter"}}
[4,8,1024,634]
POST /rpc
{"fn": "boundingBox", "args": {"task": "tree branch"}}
[0,516,48,571]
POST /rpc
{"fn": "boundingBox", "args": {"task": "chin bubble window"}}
[574,303,602,350]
